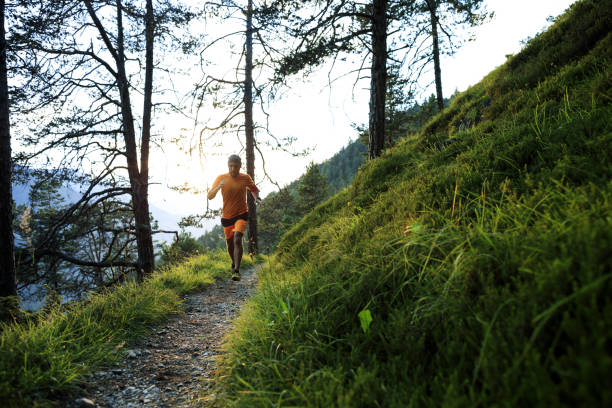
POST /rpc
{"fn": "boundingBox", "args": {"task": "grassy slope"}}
[217,1,612,406]
[0,251,253,407]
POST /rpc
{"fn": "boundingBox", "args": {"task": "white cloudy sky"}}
[145,0,576,233]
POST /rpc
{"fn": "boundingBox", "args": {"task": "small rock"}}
[145,385,160,397]
[123,386,137,394]
[112,368,124,375]
[74,397,95,408]
[126,350,137,358]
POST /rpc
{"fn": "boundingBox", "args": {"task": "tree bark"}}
[142,0,153,183]
[114,0,154,279]
[0,0,17,299]
[368,0,387,160]
[245,0,258,254]
[138,0,155,274]
[428,0,444,112]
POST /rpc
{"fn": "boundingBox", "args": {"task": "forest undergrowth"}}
[215,1,612,406]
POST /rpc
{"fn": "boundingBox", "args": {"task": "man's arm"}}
[246,175,260,204]
[207,178,225,200]
[250,189,260,203]
[245,174,261,203]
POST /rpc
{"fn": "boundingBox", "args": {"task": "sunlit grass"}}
[214,1,612,406]
[0,249,245,407]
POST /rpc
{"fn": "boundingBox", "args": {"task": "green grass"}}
[214,1,612,406]
[0,250,251,407]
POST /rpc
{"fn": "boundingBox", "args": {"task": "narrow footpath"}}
[66,267,259,408]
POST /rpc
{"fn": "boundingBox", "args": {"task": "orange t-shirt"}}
[212,172,259,219]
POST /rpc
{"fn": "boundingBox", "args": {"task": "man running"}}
[207,154,260,281]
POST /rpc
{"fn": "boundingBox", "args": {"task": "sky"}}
[146,0,576,236]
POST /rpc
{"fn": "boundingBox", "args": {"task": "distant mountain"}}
[287,138,367,194]
[11,172,196,309]
[11,174,189,245]
[12,179,81,207]
[319,139,367,193]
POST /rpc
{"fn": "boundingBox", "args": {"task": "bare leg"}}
[233,231,244,272]
[226,238,234,268]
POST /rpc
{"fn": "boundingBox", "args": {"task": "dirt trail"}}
[66,266,258,408]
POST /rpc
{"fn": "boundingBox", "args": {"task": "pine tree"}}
[404,0,491,112]
[0,0,17,314]
[10,0,196,280]
[257,188,297,252]
[296,163,329,216]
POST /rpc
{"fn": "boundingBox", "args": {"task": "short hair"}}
[228,154,242,164]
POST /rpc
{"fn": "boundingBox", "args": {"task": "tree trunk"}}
[138,0,155,275]
[115,0,154,279]
[428,0,444,112]
[368,0,387,160]
[141,0,153,185]
[245,0,258,254]
[0,0,17,299]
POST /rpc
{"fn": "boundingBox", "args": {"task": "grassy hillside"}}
[0,251,253,407]
[216,1,612,406]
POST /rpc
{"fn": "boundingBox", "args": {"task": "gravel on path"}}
[65,266,258,408]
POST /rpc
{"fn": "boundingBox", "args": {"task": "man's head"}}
[228,154,241,177]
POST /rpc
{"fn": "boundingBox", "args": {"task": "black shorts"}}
[221,211,249,227]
